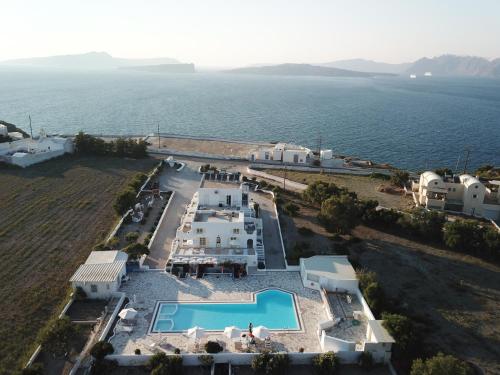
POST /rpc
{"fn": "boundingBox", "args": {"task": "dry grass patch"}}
[264,169,413,210]
[0,155,156,374]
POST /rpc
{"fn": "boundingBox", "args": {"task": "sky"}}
[1,0,500,67]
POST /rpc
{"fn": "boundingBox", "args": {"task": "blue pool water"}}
[152,289,300,332]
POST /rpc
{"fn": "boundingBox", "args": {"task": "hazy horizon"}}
[2,0,500,67]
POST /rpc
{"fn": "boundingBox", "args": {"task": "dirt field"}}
[350,225,500,374]
[265,170,414,211]
[0,155,156,374]
[150,136,270,158]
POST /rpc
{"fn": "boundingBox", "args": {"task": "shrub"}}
[443,220,484,253]
[134,348,141,355]
[312,352,339,374]
[303,181,344,205]
[124,242,149,260]
[370,172,391,180]
[297,226,314,236]
[107,236,120,248]
[381,313,415,352]
[283,202,300,216]
[147,353,183,374]
[198,354,214,367]
[21,363,44,375]
[204,340,223,354]
[125,231,140,243]
[358,351,374,370]
[90,341,114,361]
[390,170,409,187]
[251,352,290,375]
[410,353,471,375]
[114,189,136,215]
[129,173,148,191]
[74,286,87,301]
[38,317,80,357]
[174,348,181,354]
[363,282,384,315]
[90,359,118,375]
[259,180,268,188]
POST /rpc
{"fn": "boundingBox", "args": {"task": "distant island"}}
[121,63,195,73]
[0,51,183,70]
[224,63,395,78]
[319,55,500,77]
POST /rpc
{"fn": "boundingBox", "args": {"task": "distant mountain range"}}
[1,52,181,70]
[320,55,500,77]
[224,63,395,78]
[319,58,411,74]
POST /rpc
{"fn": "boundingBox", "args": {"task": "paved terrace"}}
[109,271,325,354]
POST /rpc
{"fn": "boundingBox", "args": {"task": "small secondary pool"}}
[152,289,300,332]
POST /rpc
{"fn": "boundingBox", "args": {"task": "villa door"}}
[226,195,231,206]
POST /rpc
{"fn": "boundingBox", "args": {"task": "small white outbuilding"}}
[70,250,128,299]
[300,255,358,293]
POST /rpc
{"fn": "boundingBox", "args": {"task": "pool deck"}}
[109,271,326,354]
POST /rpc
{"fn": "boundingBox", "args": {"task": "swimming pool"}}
[151,289,300,332]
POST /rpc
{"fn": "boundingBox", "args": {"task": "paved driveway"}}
[251,191,286,269]
[144,162,201,269]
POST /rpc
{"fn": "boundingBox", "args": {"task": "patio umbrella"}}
[187,326,206,340]
[253,326,270,340]
[118,308,138,320]
[223,326,242,340]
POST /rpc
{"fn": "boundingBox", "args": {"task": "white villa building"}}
[70,250,128,299]
[0,131,74,167]
[250,142,315,164]
[301,256,395,363]
[169,185,264,273]
[413,171,500,220]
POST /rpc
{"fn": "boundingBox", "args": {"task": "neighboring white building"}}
[169,184,263,273]
[0,133,74,167]
[300,255,358,292]
[249,142,315,165]
[413,171,500,219]
[70,250,128,299]
[301,255,395,364]
[0,124,8,137]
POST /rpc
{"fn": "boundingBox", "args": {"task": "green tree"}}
[312,352,339,375]
[124,242,150,260]
[443,220,484,253]
[364,282,384,314]
[303,181,344,205]
[90,341,114,361]
[410,353,470,375]
[412,209,446,241]
[204,341,223,354]
[283,202,300,217]
[114,189,136,215]
[483,227,500,258]
[319,194,359,234]
[38,317,79,357]
[381,313,415,352]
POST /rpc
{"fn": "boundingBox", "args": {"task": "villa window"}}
[199,237,207,246]
[196,228,203,234]
[230,237,238,241]
[90,284,98,293]
[473,194,477,199]
[233,228,240,234]
[216,236,221,247]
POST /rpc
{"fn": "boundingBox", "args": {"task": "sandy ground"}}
[351,225,500,374]
[148,136,271,158]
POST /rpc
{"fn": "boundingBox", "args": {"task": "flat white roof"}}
[70,261,126,283]
[85,250,128,264]
[368,320,395,343]
[301,255,357,280]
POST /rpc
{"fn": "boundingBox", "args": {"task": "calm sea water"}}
[0,68,499,171]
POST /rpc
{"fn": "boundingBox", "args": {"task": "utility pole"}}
[28,115,33,139]
[157,122,161,149]
[463,148,471,175]
[283,166,286,191]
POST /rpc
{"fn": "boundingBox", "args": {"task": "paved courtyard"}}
[109,271,326,354]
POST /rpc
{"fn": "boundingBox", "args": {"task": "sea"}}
[1,68,499,171]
